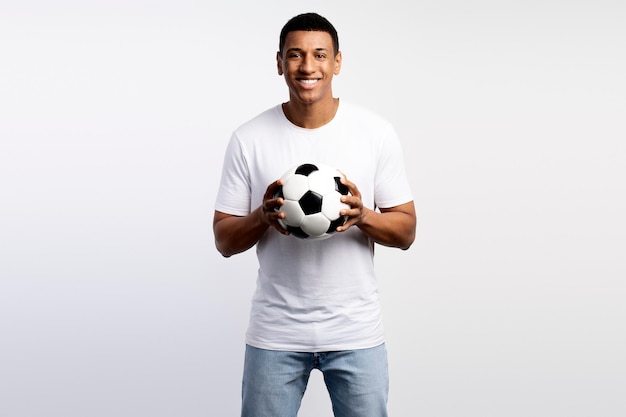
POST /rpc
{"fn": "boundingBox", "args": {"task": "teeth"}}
[300,79,318,84]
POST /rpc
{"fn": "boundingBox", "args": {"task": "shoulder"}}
[235,105,284,137]
[338,100,396,140]
[225,105,287,163]
[338,100,394,130]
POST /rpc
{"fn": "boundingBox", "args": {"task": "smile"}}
[298,79,320,85]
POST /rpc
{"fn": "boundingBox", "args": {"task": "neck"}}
[282,97,339,129]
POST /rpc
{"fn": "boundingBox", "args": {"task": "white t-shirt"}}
[215,100,413,352]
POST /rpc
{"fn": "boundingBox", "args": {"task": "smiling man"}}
[278,29,341,127]
[214,12,416,417]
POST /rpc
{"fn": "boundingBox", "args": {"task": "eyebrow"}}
[286,47,331,53]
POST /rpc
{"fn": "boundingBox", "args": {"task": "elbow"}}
[218,249,233,258]
[399,231,416,251]
[215,240,236,258]
[399,220,417,250]
[400,242,413,251]
[213,221,239,258]
[214,233,234,258]
[215,233,252,258]
[380,228,415,250]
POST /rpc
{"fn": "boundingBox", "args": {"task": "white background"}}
[1,1,625,416]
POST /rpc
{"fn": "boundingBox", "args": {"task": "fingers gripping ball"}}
[274,163,350,239]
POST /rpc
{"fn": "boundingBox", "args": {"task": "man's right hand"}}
[261,179,290,235]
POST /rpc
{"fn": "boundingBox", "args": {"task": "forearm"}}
[213,207,269,257]
[356,205,416,250]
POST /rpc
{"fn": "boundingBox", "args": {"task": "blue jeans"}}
[241,344,389,417]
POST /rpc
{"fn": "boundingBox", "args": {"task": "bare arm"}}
[213,179,288,257]
[336,177,417,250]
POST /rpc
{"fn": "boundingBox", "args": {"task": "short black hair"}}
[279,12,339,56]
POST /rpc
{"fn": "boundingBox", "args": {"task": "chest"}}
[246,130,379,210]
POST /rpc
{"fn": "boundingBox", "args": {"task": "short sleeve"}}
[374,125,413,209]
[214,133,252,216]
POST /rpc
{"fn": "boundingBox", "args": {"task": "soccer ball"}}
[274,162,350,239]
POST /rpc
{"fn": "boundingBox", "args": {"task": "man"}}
[214,12,416,417]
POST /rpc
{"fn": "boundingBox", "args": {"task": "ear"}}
[333,51,342,75]
[276,51,284,75]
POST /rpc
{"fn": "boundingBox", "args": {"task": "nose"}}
[299,54,315,73]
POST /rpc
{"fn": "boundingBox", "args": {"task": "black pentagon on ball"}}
[333,176,349,195]
[287,225,310,239]
[295,163,319,176]
[298,190,323,215]
[273,186,284,199]
[327,216,347,233]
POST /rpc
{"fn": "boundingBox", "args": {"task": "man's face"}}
[277,30,342,106]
